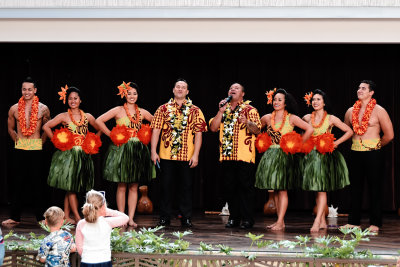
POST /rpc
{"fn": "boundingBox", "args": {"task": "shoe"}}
[181,218,193,228]
[240,221,253,229]
[225,219,240,228]
[157,218,170,227]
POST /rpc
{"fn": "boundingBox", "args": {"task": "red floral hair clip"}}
[303,92,313,107]
[117,81,133,98]
[265,88,277,105]
[58,85,69,104]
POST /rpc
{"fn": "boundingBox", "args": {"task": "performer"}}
[302,89,353,232]
[255,88,313,231]
[209,83,261,229]
[2,77,50,225]
[96,82,154,228]
[43,86,100,224]
[343,80,393,232]
[150,78,207,227]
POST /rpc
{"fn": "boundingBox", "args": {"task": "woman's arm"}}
[95,107,120,137]
[42,113,66,139]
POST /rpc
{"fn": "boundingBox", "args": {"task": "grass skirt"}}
[47,147,94,192]
[104,138,154,184]
[301,149,350,191]
[255,147,298,190]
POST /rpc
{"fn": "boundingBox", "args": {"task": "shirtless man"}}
[2,77,51,225]
[342,80,394,232]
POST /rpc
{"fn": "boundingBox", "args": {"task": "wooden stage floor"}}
[1,210,400,257]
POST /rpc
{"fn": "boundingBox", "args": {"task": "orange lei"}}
[68,109,85,126]
[271,110,288,132]
[352,98,376,136]
[311,111,327,128]
[18,96,39,137]
[124,103,140,124]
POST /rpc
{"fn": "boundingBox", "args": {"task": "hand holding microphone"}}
[219,95,232,108]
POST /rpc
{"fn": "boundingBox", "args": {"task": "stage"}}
[1,209,399,258]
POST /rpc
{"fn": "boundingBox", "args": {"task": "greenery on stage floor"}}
[4,222,383,260]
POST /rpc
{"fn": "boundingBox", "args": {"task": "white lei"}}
[222,100,250,156]
[167,98,192,159]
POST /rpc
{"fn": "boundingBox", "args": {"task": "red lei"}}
[352,98,376,136]
[124,103,140,124]
[18,96,39,136]
[311,111,327,128]
[271,110,288,132]
[68,109,85,126]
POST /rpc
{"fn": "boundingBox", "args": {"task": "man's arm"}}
[150,128,161,165]
[189,132,202,168]
[378,106,394,147]
[41,105,51,143]
[7,106,17,142]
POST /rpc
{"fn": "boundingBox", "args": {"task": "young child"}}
[37,206,76,266]
[76,190,129,267]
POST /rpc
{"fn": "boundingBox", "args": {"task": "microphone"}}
[219,95,232,108]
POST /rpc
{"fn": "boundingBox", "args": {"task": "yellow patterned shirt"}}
[211,102,261,163]
[15,138,42,150]
[150,100,207,161]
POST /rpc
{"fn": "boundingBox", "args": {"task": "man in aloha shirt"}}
[210,83,261,229]
[150,79,207,227]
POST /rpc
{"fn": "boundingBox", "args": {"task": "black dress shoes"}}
[181,218,193,227]
[239,221,253,229]
[157,218,170,227]
[225,219,240,228]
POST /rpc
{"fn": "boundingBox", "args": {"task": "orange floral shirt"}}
[150,100,207,161]
[210,103,261,163]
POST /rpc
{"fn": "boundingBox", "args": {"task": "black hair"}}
[310,89,332,114]
[175,78,188,88]
[66,86,81,100]
[360,80,376,92]
[120,82,140,105]
[272,88,299,115]
[231,82,245,93]
[22,77,37,88]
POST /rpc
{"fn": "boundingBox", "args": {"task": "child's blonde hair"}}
[44,206,64,227]
[82,190,106,223]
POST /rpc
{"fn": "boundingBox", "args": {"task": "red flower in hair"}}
[280,132,302,154]
[82,132,102,154]
[137,124,152,145]
[51,128,74,151]
[265,88,277,105]
[110,125,130,146]
[255,133,272,153]
[315,133,336,154]
[303,92,313,107]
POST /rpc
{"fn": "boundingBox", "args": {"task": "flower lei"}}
[167,98,192,159]
[124,103,140,124]
[271,110,288,133]
[18,96,39,137]
[352,98,376,136]
[311,111,327,128]
[68,109,86,126]
[221,100,251,156]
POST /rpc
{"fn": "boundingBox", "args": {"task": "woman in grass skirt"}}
[96,82,154,227]
[255,88,313,231]
[301,89,352,232]
[43,86,100,224]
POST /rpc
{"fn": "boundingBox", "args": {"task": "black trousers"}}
[221,161,256,225]
[10,149,44,221]
[159,159,194,220]
[348,149,383,227]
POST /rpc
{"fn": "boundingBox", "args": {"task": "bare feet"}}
[2,219,20,226]
[128,219,138,228]
[65,217,76,224]
[367,225,379,233]
[266,222,277,229]
[310,221,320,233]
[271,222,285,231]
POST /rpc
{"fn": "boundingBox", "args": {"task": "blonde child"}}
[37,206,76,266]
[75,190,128,267]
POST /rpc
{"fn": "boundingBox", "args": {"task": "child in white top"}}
[75,190,128,267]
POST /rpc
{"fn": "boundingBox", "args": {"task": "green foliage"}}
[245,226,377,259]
